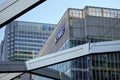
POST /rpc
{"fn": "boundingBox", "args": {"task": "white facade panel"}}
[0,0,43,26]
[90,40,120,53]
[26,44,89,70]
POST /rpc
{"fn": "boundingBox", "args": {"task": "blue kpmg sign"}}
[42,25,54,31]
[55,23,65,43]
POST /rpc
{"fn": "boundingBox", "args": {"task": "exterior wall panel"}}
[39,10,70,56]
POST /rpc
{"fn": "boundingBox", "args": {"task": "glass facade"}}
[36,6,120,80]
[69,6,120,44]
[2,21,55,61]
[47,53,120,80]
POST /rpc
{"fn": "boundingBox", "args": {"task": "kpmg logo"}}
[55,24,65,43]
[42,25,54,30]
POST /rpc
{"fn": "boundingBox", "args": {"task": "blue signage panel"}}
[42,25,54,31]
[55,23,65,43]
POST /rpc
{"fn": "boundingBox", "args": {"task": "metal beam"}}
[0,0,46,28]
[30,68,71,80]
[0,61,26,73]
[0,73,23,80]
[26,44,89,70]
[0,61,71,80]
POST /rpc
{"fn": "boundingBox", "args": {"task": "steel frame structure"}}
[0,40,120,80]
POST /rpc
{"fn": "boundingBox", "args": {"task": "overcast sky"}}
[0,0,120,42]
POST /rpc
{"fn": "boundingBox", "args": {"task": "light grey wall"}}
[39,10,70,56]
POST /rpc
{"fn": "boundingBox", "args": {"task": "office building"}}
[36,6,120,80]
[39,6,120,56]
[1,21,55,61]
